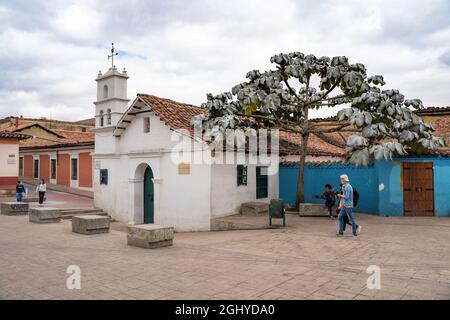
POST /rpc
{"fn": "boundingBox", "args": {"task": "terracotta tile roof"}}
[75,118,96,126]
[3,122,39,132]
[0,131,31,140]
[19,129,94,149]
[2,122,67,139]
[415,106,450,116]
[137,94,207,133]
[280,159,349,166]
[0,119,94,149]
[0,116,95,127]
[430,148,450,156]
[136,94,345,156]
[279,131,346,157]
[134,94,348,157]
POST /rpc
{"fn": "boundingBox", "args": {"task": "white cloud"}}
[50,4,103,44]
[0,0,449,122]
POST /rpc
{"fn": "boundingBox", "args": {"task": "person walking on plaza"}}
[16,181,26,202]
[315,184,337,219]
[336,174,360,237]
[36,179,47,205]
[336,183,361,234]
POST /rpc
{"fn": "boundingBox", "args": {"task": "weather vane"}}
[108,42,118,68]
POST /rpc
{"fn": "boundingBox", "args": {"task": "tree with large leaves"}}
[192,52,444,207]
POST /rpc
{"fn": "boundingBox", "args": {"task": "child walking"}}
[316,184,337,219]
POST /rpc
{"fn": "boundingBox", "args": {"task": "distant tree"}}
[193,52,444,208]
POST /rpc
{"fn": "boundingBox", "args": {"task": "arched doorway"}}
[143,166,154,223]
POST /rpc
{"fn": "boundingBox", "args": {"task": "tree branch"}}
[321,93,353,102]
[247,113,303,133]
[269,108,282,127]
[337,132,347,144]
[283,79,302,102]
[310,121,350,127]
[304,92,353,109]
[320,76,343,100]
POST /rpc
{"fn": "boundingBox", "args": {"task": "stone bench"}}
[240,201,269,216]
[72,215,110,235]
[299,203,330,217]
[0,202,29,216]
[29,207,61,223]
[127,224,174,249]
[0,189,15,197]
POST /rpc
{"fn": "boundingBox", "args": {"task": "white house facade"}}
[92,66,279,232]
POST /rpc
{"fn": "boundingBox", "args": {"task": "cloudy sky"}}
[0,0,449,121]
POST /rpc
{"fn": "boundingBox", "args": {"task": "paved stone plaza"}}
[2,185,94,209]
[0,213,449,300]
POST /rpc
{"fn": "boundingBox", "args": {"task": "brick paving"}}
[2,185,94,209]
[0,213,449,300]
[27,191,94,209]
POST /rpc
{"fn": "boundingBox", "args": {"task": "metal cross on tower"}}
[108,42,118,68]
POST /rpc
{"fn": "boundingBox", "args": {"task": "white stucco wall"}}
[93,108,280,231]
[0,143,19,177]
[93,111,212,231]
[210,152,279,218]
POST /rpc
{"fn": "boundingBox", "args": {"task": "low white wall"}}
[210,153,279,218]
[0,143,19,177]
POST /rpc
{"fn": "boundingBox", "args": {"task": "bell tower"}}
[94,43,130,129]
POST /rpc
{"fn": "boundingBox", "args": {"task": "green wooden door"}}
[144,166,154,223]
[256,166,268,199]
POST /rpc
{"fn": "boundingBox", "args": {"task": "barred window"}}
[237,165,247,186]
[100,169,108,185]
[71,158,78,181]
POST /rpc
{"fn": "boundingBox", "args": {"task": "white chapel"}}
[91,62,279,232]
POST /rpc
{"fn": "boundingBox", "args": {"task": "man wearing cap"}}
[337,174,359,237]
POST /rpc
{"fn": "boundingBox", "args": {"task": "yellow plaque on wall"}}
[178,163,190,175]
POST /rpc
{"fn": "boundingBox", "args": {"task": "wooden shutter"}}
[256,166,268,199]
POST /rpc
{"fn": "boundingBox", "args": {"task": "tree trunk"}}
[295,132,309,209]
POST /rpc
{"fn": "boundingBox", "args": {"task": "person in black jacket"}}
[16,181,26,202]
[315,184,337,218]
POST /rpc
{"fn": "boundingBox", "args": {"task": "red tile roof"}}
[0,119,95,150]
[279,131,346,157]
[137,94,207,134]
[75,118,96,126]
[415,106,450,116]
[136,94,345,157]
[19,128,94,149]
[3,122,39,132]
[0,131,31,140]
[3,122,67,138]
[0,116,95,127]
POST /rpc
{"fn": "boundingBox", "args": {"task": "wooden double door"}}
[402,162,434,216]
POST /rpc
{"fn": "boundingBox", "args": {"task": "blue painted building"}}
[279,156,450,217]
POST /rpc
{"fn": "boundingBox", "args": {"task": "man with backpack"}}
[336,174,361,237]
